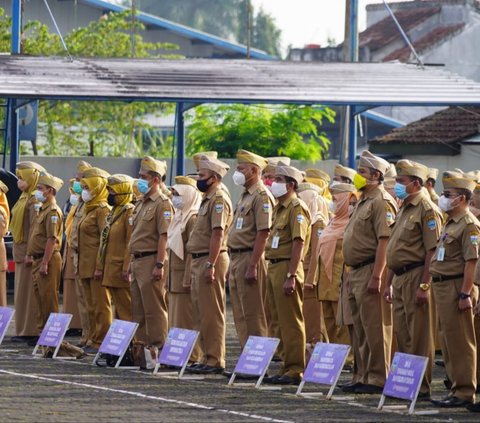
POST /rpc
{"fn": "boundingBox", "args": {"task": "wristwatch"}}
[206,261,215,269]
[459,292,471,300]
[155,261,164,269]
[287,272,297,279]
[419,283,430,292]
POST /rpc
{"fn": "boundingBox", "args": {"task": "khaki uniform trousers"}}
[109,287,132,322]
[191,252,228,368]
[229,252,268,349]
[80,277,112,348]
[13,243,40,336]
[73,250,91,344]
[303,286,328,344]
[348,262,392,387]
[392,266,434,395]
[0,271,5,307]
[267,260,306,379]
[130,254,168,348]
[32,252,61,331]
[62,245,81,329]
[433,278,477,402]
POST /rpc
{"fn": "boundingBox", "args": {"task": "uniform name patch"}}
[51,215,58,224]
[427,219,437,230]
[297,214,305,224]
[470,232,479,245]
[386,211,394,225]
[263,203,270,213]
[215,203,224,214]
[163,211,172,220]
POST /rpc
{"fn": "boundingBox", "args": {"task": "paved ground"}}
[0,297,479,422]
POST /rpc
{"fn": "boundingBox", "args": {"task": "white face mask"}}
[439,195,457,212]
[172,195,184,210]
[81,189,93,203]
[232,170,246,187]
[70,193,79,206]
[34,190,46,203]
[271,182,288,198]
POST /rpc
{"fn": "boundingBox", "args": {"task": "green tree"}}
[253,8,282,57]
[185,104,335,161]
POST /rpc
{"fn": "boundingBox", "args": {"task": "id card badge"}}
[271,235,280,249]
[236,217,244,230]
[437,246,445,262]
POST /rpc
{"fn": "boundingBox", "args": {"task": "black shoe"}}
[271,355,282,362]
[267,374,301,385]
[417,392,431,401]
[65,328,82,337]
[83,345,98,355]
[185,363,205,374]
[435,359,445,368]
[342,364,354,373]
[196,365,224,375]
[443,377,452,390]
[466,402,480,412]
[431,396,471,408]
[222,371,260,380]
[11,335,37,343]
[354,383,383,394]
[341,382,363,393]
[27,337,39,347]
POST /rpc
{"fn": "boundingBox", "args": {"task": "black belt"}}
[191,252,209,259]
[392,262,424,277]
[229,248,253,254]
[350,257,375,270]
[132,251,157,259]
[31,253,44,260]
[432,274,464,283]
[268,258,290,264]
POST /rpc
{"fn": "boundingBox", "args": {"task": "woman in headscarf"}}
[77,167,111,355]
[167,176,202,363]
[0,181,10,306]
[10,161,45,342]
[97,174,134,321]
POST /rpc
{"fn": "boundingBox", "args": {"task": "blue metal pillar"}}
[347,0,359,169]
[175,102,185,177]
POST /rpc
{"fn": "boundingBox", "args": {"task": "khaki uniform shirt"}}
[26,199,63,256]
[430,209,480,278]
[13,195,38,261]
[78,202,110,279]
[70,200,85,252]
[186,186,233,254]
[343,185,397,267]
[386,190,442,271]
[129,190,173,254]
[227,181,274,250]
[265,194,311,261]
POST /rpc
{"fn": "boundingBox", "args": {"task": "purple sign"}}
[0,307,14,344]
[159,328,199,368]
[37,313,71,347]
[99,319,138,356]
[234,336,279,376]
[383,352,428,401]
[303,343,350,384]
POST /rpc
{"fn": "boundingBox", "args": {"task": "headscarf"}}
[167,184,201,260]
[81,169,109,213]
[0,181,10,233]
[10,165,43,243]
[65,179,78,246]
[297,183,329,225]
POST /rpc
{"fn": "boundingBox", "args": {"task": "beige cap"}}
[384,163,397,179]
[297,182,321,194]
[16,161,45,172]
[358,150,390,175]
[39,172,63,192]
[334,164,356,181]
[264,157,291,174]
[107,174,133,186]
[427,168,439,181]
[236,149,268,170]
[466,170,480,183]
[140,156,167,176]
[77,160,92,173]
[395,159,429,183]
[305,168,330,184]
[442,170,476,192]
[174,175,197,188]
[276,164,304,185]
[0,180,8,193]
[83,167,110,179]
[198,155,230,177]
[329,181,357,194]
[193,151,218,170]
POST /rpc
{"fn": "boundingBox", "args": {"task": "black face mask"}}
[196,177,211,193]
[107,193,117,206]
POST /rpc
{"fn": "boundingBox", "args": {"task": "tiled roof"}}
[370,106,480,145]
[383,23,465,61]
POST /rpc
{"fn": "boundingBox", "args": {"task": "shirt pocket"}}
[357,204,372,221]
[443,236,457,257]
[399,220,417,241]
[142,209,155,221]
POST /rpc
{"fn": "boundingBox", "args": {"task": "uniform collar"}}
[143,189,160,203]
[40,197,55,210]
[403,189,425,207]
[360,184,383,200]
[244,180,263,196]
[279,193,297,208]
[448,208,468,224]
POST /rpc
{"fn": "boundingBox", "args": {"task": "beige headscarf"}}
[167,182,201,260]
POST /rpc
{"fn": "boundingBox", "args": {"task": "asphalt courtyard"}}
[0,299,479,422]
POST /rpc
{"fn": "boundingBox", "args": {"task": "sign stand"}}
[296,342,351,399]
[32,313,72,359]
[0,307,15,350]
[228,336,280,389]
[154,327,200,379]
[93,319,139,369]
[378,352,428,415]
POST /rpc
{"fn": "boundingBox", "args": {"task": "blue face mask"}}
[137,179,150,194]
[72,180,82,195]
[394,182,409,200]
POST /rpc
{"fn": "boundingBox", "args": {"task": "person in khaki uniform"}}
[262,157,291,188]
[26,173,63,333]
[192,151,231,199]
[425,168,440,205]
[78,167,112,354]
[167,176,202,363]
[342,150,397,394]
[383,160,442,400]
[0,181,10,307]
[227,150,273,350]
[264,163,311,385]
[186,155,232,374]
[430,171,479,407]
[332,164,356,185]
[129,156,172,348]
[10,161,45,342]
[304,168,332,203]
[97,175,135,321]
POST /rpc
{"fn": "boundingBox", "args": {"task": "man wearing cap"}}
[425,168,440,205]
[342,150,397,394]
[26,172,64,332]
[333,164,356,185]
[227,150,273,351]
[262,157,291,188]
[186,155,232,374]
[430,171,479,407]
[264,163,311,385]
[383,160,443,400]
[129,156,173,349]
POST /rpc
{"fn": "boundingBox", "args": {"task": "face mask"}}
[17,179,28,192]
[72,181,82,195]
[353,173,367,191]
[270,182,288,198]
[81,189,93,203]
[172,196,184,210]
[232,171,246,187]
[196,177,211,193]
[34,190,46,203]
[107,193,117,206]
[137,179,150,195]
[394,183,409,200]
[348,205,355,216]
[70,193,79,206]
[439,195,458,212]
